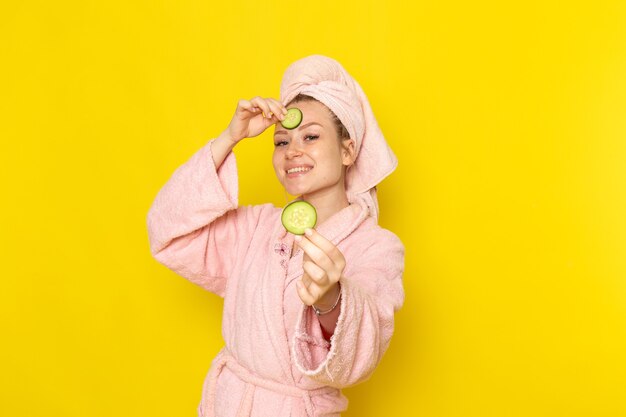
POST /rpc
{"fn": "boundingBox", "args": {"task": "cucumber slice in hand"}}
[281,200,317,235]
[281,108,303,129]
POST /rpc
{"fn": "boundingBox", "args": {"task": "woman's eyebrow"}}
[274,122,323,136]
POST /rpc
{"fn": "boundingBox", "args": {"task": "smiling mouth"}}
[286,166,313,174]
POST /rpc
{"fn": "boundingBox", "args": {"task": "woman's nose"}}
[285,141,302,158]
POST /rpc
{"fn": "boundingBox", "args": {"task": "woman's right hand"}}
[225,96,289,144]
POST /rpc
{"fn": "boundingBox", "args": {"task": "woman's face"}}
[272,100,354,199]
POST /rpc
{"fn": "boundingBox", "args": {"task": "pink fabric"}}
[279,54,398,222]
[146,139,405,416]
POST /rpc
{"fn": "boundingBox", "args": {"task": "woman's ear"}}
[342,138,356,166]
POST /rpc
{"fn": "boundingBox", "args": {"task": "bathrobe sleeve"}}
[146,138,268,297]
[292,228,405,388]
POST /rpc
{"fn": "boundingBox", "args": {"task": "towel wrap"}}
[279,54,399,222]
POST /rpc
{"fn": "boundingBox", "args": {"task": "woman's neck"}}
[302,187,350,225]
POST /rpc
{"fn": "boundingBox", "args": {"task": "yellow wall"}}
[2,1,625,416]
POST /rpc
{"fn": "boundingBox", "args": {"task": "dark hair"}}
[287,94,350,140]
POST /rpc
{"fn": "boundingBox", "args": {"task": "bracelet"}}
[312,282,341,316]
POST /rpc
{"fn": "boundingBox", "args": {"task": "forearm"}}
[211,130,238,168]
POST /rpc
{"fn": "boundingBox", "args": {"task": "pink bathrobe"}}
[146,139,405,417]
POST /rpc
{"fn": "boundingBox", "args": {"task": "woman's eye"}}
[304,135,319,141]
[274,141,288,147]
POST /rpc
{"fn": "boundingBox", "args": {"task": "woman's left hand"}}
[294,228,345,310]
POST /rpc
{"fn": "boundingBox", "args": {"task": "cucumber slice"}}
[281,200,317,235]
[281,108,303,129]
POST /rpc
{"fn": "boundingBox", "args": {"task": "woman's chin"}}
[281,182,312,197]
[284,187,306,196]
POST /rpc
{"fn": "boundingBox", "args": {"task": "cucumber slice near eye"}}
[281,200,317,235]
[281,108,303,129]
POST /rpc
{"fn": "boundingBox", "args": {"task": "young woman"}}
[147,55,405,417]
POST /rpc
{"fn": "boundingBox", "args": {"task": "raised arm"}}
[146,97,289,295]
[214,96,289,167]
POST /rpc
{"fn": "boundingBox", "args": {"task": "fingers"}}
[296,279,316,306]
[296,235,335,277]
[300,270,312,288]
[303,260,329,287]
[249,96,288,122]
[296,273,340,308]
[249,97,269,117]
[295,229,346,281]
[269,98,288,120]
[302,228,346,270]
[295,229,346,308]
[236,99,256,114]
[297,268,327,306]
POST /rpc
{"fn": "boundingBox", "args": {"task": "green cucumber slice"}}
[281,108,303,129]
[281,200,317,235]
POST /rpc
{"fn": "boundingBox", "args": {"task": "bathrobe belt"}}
[202,348,338,417]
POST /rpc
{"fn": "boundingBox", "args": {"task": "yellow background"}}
[1,1,625,416]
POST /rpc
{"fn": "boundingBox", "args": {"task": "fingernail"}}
[304,228,312,236]
[294,235,302,242]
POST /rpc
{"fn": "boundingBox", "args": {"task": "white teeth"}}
[287,167,312,174]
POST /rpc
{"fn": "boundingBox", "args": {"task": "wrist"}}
[218,130,239,147]
[313,281,341,315]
